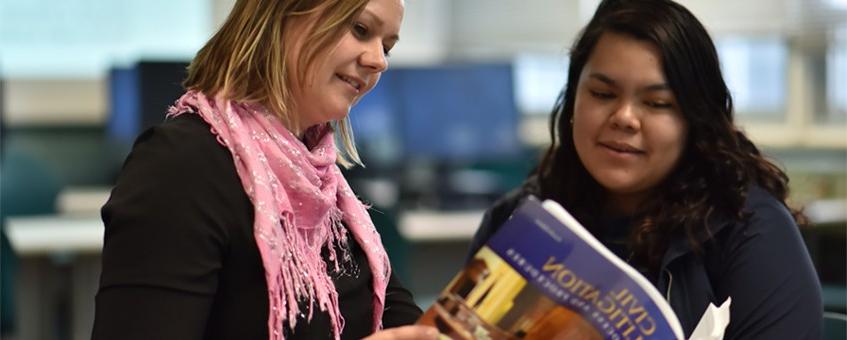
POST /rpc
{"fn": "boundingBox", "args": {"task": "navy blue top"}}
[468,182,823,339]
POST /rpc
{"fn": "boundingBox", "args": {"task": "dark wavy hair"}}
[533,0,805,276]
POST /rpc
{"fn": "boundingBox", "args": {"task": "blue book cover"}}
[418,196,684,340]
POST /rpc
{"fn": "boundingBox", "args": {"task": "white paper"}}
[689,297,732,340]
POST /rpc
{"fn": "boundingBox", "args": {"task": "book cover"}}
[417,196,685,340]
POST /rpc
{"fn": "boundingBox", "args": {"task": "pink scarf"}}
[168,90,390,340]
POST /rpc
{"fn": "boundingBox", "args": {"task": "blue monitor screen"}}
[107,67,140,144]
[349,70,404,167]
[106,61,188,144]
[392,63,521,161]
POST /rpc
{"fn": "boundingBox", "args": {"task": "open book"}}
[417,196,687,340]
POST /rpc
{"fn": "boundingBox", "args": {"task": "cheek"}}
[572,91,602,125]
[571,120,589,147]
[665,117,688,151]
[652,119,688,165]
[335,35,356,57]
[571,118,595,166]
[572,99,602,144]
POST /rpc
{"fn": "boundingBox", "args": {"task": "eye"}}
[352,22,368,38]
[589,90,615,100]
[646,101,674,109]
[353,22,392,57]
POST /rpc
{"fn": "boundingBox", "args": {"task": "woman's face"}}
[292,0,404,132]
[572,32,688,214]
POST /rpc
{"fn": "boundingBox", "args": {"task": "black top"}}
[93,114,422,340]
[468,181,822,339]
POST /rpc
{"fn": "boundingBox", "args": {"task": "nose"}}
[359,41,388,73]
[609,101,640,132]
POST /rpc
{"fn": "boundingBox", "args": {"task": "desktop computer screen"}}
[351,63,521,163]
[396,63,521,161]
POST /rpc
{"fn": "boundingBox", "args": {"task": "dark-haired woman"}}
[468,0,822,339]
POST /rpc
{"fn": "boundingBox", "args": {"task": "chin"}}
[603,186,635,196]
[596,177,638,193]
[319,109,350,124]
[330,103,352,119]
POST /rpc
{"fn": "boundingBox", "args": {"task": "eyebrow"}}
[588,72,670,92]
[362,9,400,42]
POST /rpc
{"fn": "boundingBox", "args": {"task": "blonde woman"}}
[92,0,436,339]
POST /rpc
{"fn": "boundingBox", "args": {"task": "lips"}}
[600,141,645,154]
[336,74,364,91]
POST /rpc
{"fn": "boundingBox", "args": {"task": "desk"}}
[397,210,485,241]
[55,187,112,216]
[4,215,103,340]
[5,215,103,256]
[4,186,112,256]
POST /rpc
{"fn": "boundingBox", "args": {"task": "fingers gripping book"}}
[417,196,710,340]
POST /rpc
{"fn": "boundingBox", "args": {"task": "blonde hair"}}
[184,0,369,167]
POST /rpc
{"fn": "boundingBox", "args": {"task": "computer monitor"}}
[352,63,522,163]
[348,69,404,169]
[396,63,521,161]
[107,67,140,144]
[350,63,526,209]
[107,61,189,144]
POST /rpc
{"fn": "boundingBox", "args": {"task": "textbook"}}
[417,196,687,340]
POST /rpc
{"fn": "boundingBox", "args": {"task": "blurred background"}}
[0,0,844,339]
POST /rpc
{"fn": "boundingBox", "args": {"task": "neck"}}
[605,191,646,216]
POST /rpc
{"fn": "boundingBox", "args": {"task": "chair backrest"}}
[0,149,62,218]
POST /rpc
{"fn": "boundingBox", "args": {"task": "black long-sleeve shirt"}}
[93,113,421,340]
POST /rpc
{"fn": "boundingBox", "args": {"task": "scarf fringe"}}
[267,210,350,340]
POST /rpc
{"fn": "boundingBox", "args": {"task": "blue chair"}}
[0,148,62,335]
[823,312,847,340]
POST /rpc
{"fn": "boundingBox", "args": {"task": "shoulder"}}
[99,114,254,292]
[100,112,255,281]
[105,112,249,232]
[732,185,798,240]
[129,113,229,167]
[704,186,822,339]
[114,113,241,191]
[699,185,804,281]
[490,187,530,218]
[706,185,795,240]
[467,179,539,259]
[706,184,807,270]
[485,178,540,229]
[743,185,795,224]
